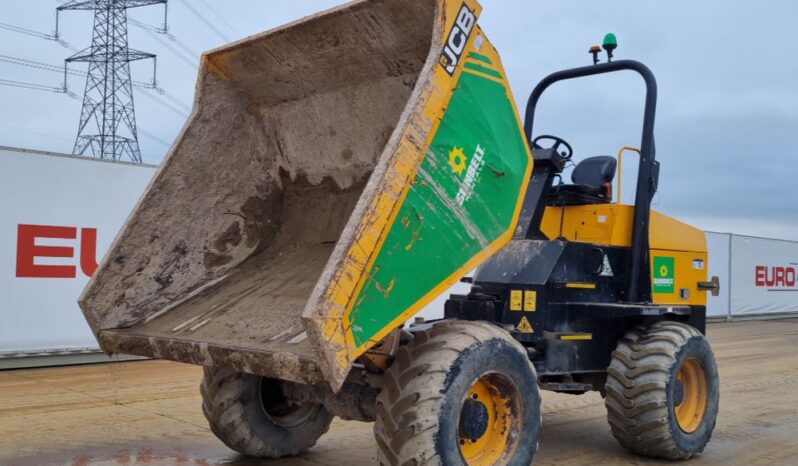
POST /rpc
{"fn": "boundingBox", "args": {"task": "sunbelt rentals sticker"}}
[653,256,675,293]
[449,144,487,206]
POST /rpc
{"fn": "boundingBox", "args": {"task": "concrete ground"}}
[1,319,797,466]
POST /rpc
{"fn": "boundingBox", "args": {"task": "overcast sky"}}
[2,1,797,239]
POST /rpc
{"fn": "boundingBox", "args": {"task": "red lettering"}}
[787,267,797,287]
[16,224,77,278]
[80,228,99,277]
[756,265,766,286]
[775,267,786,287]
[756,265,798,288]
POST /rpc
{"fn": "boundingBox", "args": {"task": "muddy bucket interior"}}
[82,0,532,390]
[80,0,437,385]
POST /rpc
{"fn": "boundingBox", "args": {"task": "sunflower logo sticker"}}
[653,256,675,293]
[448,146,468,175]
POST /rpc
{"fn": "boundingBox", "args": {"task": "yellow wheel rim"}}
[458,373,521,466]
[674,357,708,433]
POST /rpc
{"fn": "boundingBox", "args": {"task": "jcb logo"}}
[15,224,99,278]
[440,4,476,75]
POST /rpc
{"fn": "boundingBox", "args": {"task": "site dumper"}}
[80,1,720,464]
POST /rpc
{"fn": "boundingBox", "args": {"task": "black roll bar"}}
[523,60,658,303]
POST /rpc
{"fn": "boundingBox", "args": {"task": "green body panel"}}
[348,64,531,345]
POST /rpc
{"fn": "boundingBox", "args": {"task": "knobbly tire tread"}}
[200,366,332,459]
[604,321,719,460]
[374,320,541,466]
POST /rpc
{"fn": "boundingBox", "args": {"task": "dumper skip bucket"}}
[80,0,533,390]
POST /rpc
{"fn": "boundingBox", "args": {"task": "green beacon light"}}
[603,33,618,62]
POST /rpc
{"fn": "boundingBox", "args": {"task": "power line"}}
[138,87,189,118]
[0,54,77,76]
[0,77,66,94]
[55,0,201,71]
[179,0,230,43]
[0,21,78,51]
[0,53,191,121]
[0,121,161,163]
[0,53,154,90]
[129,18,198,70]
[152,85,191,112]
[196,0,241,37]
[0,123,73,143]
[148,35,196,69]
[128,17,163,33]
[128,18,198,58]
[0,21,53,40]
[138,127,171,147]
[0,75,80,100]
[55,38,79,52]
[0,120,160,161]
[164,32,198,61]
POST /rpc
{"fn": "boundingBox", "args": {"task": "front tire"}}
[374,320,541,466]
[200,366,333,458]
[604,321,719,460]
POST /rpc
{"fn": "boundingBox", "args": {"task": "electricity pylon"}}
[57,0,167,163]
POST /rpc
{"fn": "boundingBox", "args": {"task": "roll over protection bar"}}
[522,60,659,303]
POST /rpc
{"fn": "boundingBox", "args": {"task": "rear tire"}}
[604,321,719,460]
[200,366,333,458]
[374,320,541,466]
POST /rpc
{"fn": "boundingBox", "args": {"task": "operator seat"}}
[547,155,617,206]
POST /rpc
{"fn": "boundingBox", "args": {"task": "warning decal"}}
[517,316,534,333]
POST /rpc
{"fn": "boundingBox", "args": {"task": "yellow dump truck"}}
[80,0,720,464]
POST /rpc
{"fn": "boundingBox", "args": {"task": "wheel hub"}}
[673,378,685,406]
[674,357,709,433]
[458,373,522,466]
[460,399,489,441]
[259,378,320,428]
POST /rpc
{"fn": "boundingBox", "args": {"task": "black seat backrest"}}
[571,156,617,188]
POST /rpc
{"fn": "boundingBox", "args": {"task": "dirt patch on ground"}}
[3,319,798,465]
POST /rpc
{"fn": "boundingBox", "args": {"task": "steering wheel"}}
[531,135,574,160]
